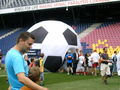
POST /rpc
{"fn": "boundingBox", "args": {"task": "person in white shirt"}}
[76,52,86,75]
[87,53,93,74]
[90,50,100,76]
[117,51,120,76]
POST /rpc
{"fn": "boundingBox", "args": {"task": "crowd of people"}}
[63,47,120,85]
[0,32,120,90]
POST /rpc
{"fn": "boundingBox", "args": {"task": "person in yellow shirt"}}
[39,53,45,86]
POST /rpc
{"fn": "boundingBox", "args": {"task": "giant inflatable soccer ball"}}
[27,20,81,72]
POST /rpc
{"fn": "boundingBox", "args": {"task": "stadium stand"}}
[0,0,70,9]
[0,28,13,37]
[81,22,120,57]
[73,23,93,34]
[0,27,28,54]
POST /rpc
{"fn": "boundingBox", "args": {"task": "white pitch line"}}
[0,75,7,77]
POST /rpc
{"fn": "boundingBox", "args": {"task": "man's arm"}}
[17,72,48,90]
[100,57,110,63]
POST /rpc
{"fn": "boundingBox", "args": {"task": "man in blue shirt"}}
[5,32,48,90]
[65,50,74,75]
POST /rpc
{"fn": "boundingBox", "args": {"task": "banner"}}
[27,49,41,58]
[0,0,119,14]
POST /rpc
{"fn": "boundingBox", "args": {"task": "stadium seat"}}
[81,22,120,57]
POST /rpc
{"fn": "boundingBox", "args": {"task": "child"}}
[29,57,36,67]
[21,66,40,90]
[39,53,45,86]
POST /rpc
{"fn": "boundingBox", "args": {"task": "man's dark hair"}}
[103,47,107,51]
[17,32,35,43]
[114,51,117,54]
[30,58,35,62]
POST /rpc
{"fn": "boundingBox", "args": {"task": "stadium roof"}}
[0,0,120,14]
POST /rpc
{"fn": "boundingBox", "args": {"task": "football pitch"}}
[0,69,120,90]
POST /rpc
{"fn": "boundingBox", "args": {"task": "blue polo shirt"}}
[66,53,74,63]
[5,49,29,90]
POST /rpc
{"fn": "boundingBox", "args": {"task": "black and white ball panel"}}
[63,28,77,46]
[31,27,48,43]
[44,56,62,72]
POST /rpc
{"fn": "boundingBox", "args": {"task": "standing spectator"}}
[5,32,48,90]
[29,58,36,68]
[87,53,93,74]
[73,49,79,74]
[39,53,45,86]
[84,52,89,73]
[76,52,86,75]
[111,51,117,75]
[100,47,111,85]
[22,53,29,77]
[91,50,100,76]
[117,51,120,76]
[66,50,74,75]
[23,53,30,66]
[35,58,40,67]
[0,49,3,70]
